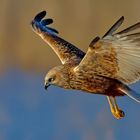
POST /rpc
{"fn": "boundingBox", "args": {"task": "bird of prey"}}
[31,11,140,119]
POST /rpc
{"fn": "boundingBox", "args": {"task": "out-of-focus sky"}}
[0,0,140,140]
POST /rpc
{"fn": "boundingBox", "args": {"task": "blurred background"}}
[0,0,140,140]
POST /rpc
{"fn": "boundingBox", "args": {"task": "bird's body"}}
[47,64,125,97]
[31,11,140,119]
[70,68,124,97]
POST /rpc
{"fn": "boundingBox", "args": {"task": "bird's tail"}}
[119,85,140,103]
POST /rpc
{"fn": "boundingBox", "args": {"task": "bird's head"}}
[44,65,71,90]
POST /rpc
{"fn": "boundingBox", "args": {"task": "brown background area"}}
[1,0,140,74]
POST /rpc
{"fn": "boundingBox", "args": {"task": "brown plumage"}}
[31,11,140,119]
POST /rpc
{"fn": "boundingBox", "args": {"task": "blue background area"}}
[1,0,140,139]
[0,69,140,140]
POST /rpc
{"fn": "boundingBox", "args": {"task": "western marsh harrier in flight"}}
[31,11,140,119]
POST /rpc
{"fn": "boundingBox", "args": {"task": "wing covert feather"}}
[74,38,118,78]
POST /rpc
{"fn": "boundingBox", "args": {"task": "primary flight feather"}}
[31,11,140,119]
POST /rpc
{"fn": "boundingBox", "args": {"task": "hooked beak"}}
[44,83,50,90]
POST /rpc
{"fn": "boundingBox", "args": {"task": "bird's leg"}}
[113,97,125,119]
[107,96,125,119]
[107,96,116,118]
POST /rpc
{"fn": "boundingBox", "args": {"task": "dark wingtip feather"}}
[116,22,140,36]
[47,27,59,34]
[32,10,59,34]
[103,16,124,38]
[41,18,53,26]
[34,11,46,22]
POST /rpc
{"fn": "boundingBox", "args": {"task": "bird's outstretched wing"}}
[31,11,85,64]
[74,17,140,85]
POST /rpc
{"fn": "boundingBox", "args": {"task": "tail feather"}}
[119,85,140,103]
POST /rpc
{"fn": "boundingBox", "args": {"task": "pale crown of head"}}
[44,66,70,89]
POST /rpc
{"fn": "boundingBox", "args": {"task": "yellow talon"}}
[107,96,125,119]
